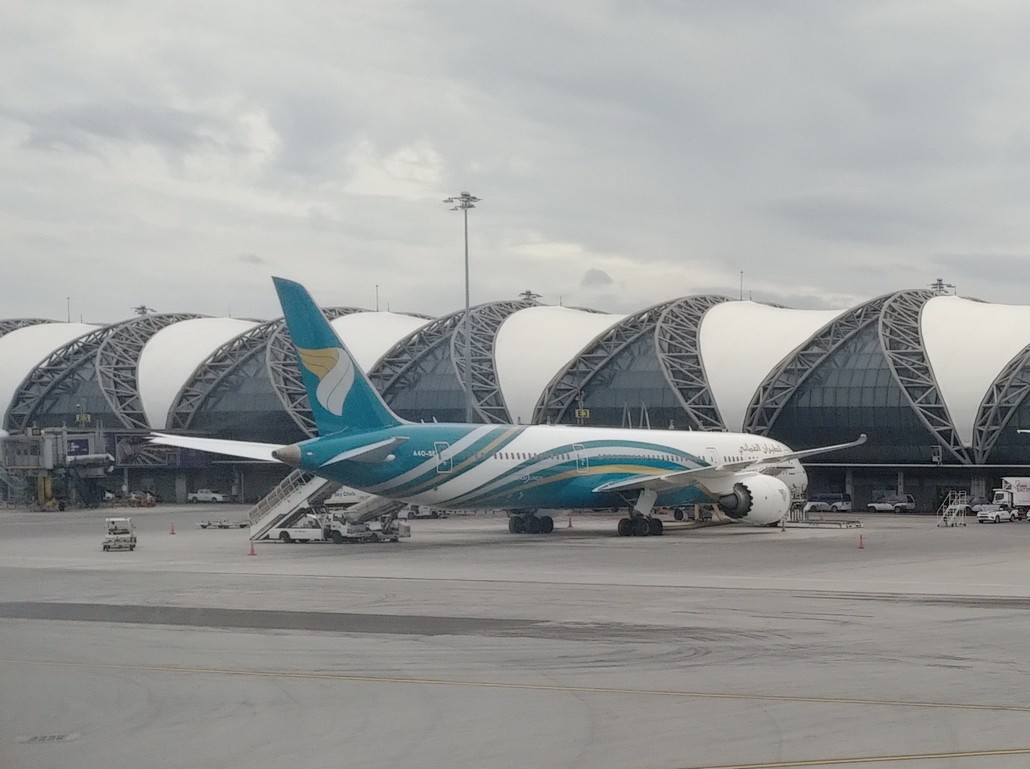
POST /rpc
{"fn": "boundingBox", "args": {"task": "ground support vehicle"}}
[978,507,1015,524]
[867,494,916,513]
[187,488,229,503]
[272,512,410,543]
[806,493,852,513]
[199,519,249,529]
[982,478,1030,520]
[102,517,136,551]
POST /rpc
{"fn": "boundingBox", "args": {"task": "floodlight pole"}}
[444,191,481,422]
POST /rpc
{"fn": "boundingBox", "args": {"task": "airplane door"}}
[705,446,719,467]
[573,444,588,474]
[434,442,452,473]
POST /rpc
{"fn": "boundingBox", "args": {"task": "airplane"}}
[152,277,866,537]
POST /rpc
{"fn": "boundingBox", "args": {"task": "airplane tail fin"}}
[273,277,404,435]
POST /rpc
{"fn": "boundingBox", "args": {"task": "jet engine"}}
[715,474,792,526]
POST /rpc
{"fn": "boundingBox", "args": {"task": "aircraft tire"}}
[632,517,650,536]
[617,518,632,537]
[508,517,518,534]
[526,516,541,534]
[539,515,554,534]
[649,518,663,535]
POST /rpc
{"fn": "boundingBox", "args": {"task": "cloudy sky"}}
[4,1,1030,323]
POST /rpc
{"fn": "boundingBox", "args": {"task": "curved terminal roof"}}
[0,323,97,425]
[700,302,846,431]
[921,296,1030,446]
[495,307,623,425]
[139,318,260,429]
[329,313,431,371]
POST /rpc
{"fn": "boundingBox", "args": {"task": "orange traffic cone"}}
[858,534,865,549]
[169,522,176,535]
[248,540,256,556]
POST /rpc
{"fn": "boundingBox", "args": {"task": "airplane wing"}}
[149,433,284,462]
[593,434,867,494]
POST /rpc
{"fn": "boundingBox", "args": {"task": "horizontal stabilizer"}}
[149,433,283,462]
[318,436,409,466]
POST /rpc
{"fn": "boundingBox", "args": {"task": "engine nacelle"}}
[716,474,792,526]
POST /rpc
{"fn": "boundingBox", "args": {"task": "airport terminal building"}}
[4,287,1030,510]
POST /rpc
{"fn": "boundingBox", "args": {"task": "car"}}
[805,493,852,513]
[977,507,1015,524]
[399,505,446,519]
[867,494,916,513]
[187,488,229,503]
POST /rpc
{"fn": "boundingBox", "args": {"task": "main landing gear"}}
[508,514,555,534]
[616,488,663,536]
[616,513,663,536]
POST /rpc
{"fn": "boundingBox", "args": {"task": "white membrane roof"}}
[700,302,846,432]
[922,296,1030,447]
[496,307,624,425]
[329,313,431,371]
[0,323,97,423]
[138,318,260,429]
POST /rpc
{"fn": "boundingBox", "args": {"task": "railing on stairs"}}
[937,490,968,527]
[247,470,339,541]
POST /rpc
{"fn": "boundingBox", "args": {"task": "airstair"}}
[247,470,341,541]
[247,470,407,541]
[937,491,969,527]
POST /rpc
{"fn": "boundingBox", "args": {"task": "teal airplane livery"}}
[152,277,865,536]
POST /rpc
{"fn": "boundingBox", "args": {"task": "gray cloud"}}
[4,2,1030,322]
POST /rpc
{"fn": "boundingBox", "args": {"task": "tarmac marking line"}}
[681,746,1030,767]
[3,657,1030,714]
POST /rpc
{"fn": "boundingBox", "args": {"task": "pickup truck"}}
[867,494,916,513]
[187,488,229,503]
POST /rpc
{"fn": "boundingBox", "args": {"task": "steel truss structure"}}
[973,345,1030,464]
[533,300,676,426]
[879,290,972,464]
[743,295,890,435]
[450,300,536,424]
[654,296,730,431]
[0,319,52,339]
[167,320,282,431]
[96,313,202,429]
[5,325,125,430]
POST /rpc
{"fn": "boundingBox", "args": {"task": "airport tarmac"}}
[3,505,1030,769]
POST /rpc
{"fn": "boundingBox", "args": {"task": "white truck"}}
[273,512,410,544]
[980,477,1030,521]
[102,517,137,551]
[187,488,229,503]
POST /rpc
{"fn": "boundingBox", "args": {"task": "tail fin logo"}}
[298,347,355,417]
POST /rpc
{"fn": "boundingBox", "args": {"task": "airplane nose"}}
[272,443,302,467]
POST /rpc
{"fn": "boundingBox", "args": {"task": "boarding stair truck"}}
[102,517,136,551]
[982,477,1030,520]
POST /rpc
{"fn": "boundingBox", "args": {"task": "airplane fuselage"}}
[290,423,805,512]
